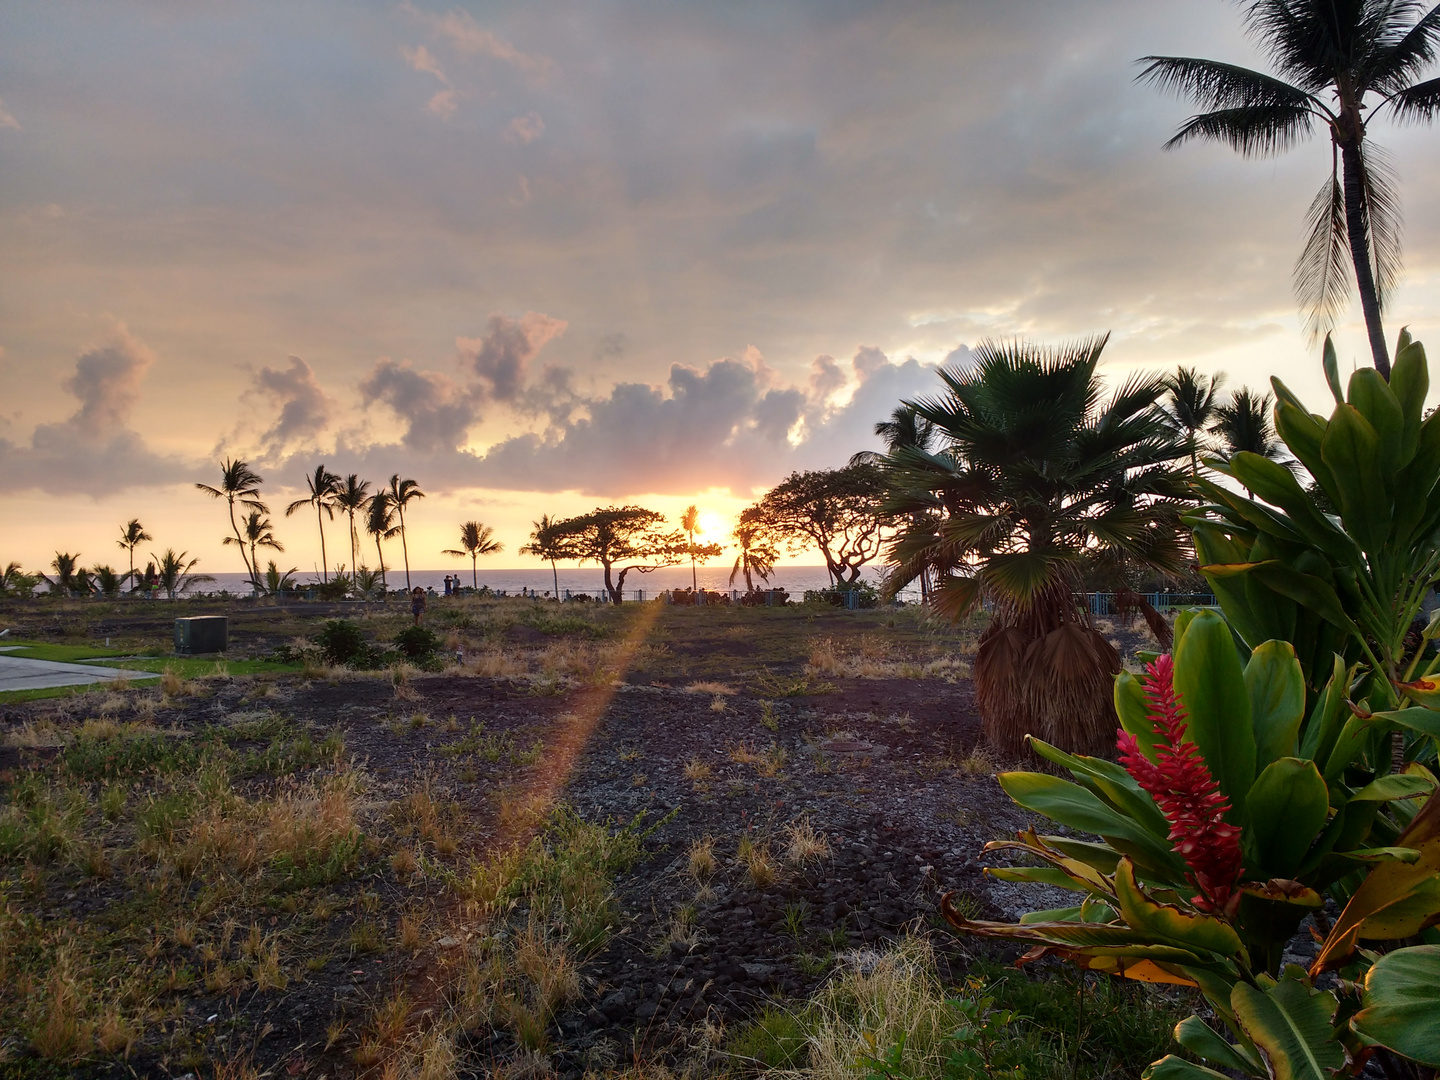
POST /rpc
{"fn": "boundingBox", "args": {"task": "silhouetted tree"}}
[443,521,503,590]
[286,465,341,583]
[520,514,573,599]
[196,459,266,583]
[548,506,717,604]
[746,464,895,586]
[387,475,425,591]
[116,518,151,590]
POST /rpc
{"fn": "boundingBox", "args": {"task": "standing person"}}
[443,574,452,596]
[410,586,426,626]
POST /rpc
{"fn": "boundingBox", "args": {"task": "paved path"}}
[0,653,159,693]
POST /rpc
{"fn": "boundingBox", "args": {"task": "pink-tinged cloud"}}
[404,4,552,83]
[456,311,567,403]
[0,326,192,495]
[504,112,545,144]
[358,357,477,454]
[401,43,448,83]
[0,98,19,131]
[252,356,334,453]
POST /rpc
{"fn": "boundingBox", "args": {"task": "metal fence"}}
[1085,592,1217,617]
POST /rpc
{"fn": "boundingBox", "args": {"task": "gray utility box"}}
[174,616,228,655]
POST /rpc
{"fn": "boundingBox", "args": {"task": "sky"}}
[3,1,1440,578]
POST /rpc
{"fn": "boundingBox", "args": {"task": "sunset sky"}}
[3,1,1440,577]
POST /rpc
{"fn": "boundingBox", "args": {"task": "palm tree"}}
[1211,387,1291,465]
[261,560,299,600]
[116,518,151,590]
[1163,367,1227,476]
[225,509,284,590]
[366,491,400,593]
[883,336,1191,756]
[333,475,371,586]
[93,566,126,598]
[196,459,267,583]
[286,465,341,583]
[0,562,37,598]
[729,510,779,594]
[43,552,83,596]
[520,514,570,598]
[387,475,425,590]
[1138,1,1440,378]
[443,521,503,590]
[150,548,212,600]
[681,505,703,592]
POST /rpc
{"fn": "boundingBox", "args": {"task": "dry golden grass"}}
[687,836,717,882]
[805,635,971,681]
[736,835,778,888]
[784,816,831,865]
[159,666,187,698]
[682,756,712,782]
[730,741,788,778]
[684,681,736,696]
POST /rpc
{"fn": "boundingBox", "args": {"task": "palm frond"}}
[1384,72,1440,118]
[1295,166,1352,341]
[1370,3,1440,91]
[1357,140,1405,309]
[1163,103,1317,155]
[1137,55,1318,109]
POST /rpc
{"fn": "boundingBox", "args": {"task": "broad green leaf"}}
[1350,945,1440,1066]
[1173,606,1201,650]
[1322,712,1377,780]
[1297,655,1351,765]
[1245,641,1306,768]
[1320,403,1391,554]
[1143,1056,1244,1080]
[1243,759,1330,878]
[989,866,1095,893]
[1040,836,1122,874]
[1353,876,1440,940]
[1231,974,1343,1080]
[1174,609,1256,814]
[1113,859,1248,961]
[1174,1015,1263,1075]
[1348,773,1436,803]
[1020,904,1086,923]
[1374,704,1440,739]
[1029,739,1172,842]
[1241,562,1360,638]
[997,771,1185,876]
[1227,454,1357,565]
[1115,670,1158,760]
[1388,338,1428,462]
[1322,335,1343,406]
[1346,367,1404,475]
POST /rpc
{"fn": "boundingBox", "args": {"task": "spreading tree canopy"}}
[548,506,718,604]
[746,464,895,586]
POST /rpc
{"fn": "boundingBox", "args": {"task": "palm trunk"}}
[471,555,477,590]
[316,502,329,583]
[375,536,387,592]
[228,499,255,584]
[1341,138,1391,379]
[550,559,559,598]
[397,504,411,590]
[348,514,358,583]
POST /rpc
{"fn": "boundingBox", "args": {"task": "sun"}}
[697,511,728,537]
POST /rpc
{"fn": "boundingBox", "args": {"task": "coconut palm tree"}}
[116,518,151,591]
[387,475,425,591]
[366,491,400,593]
[442,521,503,590]
[882,336,1191,756]
[332,475,371,587]
[224,509,284,591]
[681,505,703,592]
[729,510,779,594]
[196,459,267,583]
[1163,367,1227,476]
[93,566,126,598]
[1139,0,1440,377]
[1211,387,1292,467]
[150,548,212,600]
[42,552,83,596]
[286,465,341,584]
[520,514,571,598]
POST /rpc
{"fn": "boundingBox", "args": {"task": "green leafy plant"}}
[314,620,379,668]
[393,626,440,666]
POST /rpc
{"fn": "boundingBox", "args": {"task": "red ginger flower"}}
[1117,654,1243,914]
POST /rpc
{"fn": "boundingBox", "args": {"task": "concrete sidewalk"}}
[0,652,160,693]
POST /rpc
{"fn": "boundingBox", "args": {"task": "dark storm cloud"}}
[0,327,193,495]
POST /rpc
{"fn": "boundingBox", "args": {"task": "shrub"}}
[314,620,381,668]
[393,626,440,665]
[803,582,879,608]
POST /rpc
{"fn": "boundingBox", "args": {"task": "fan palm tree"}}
[196,458,266,582]
[332,475,371,586]
[681,505,703,592]
[224,509,284,591]
[286,465,341,584]
[520,514,571,598]
[116,518,151,591]
[442,521,503,590]
[729,510,779,594]
[366,491,400,593]
[1163,367,1227,476]
[882,336,1191,756]
[387,475,425,591]
[1138,0,1440,377]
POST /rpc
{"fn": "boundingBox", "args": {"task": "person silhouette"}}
[410,586,427,626]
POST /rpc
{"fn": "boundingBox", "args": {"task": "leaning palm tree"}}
[882,336,1191,756]
[442,521,503,590]
[332,475,371,588]
[366,491,400,593]
[387,475,425,591]
[681,505,703,592]
[520,514,570,598]
[729,510,779,594]
[196,459,266,582]
[225,510,285,591]
[1138,0,1440,377]
[116,518,151,591]
[1163,367,1227,476]
[286,465,341,584]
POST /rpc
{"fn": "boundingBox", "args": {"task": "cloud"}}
[0,326,192,495]
[401,43,447,82]
[359,357,477,454]
[0,98,19,131]
[504,112,545,145]
[456,311,568,403]
[252,356,334,453]
[404,5,552,82]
